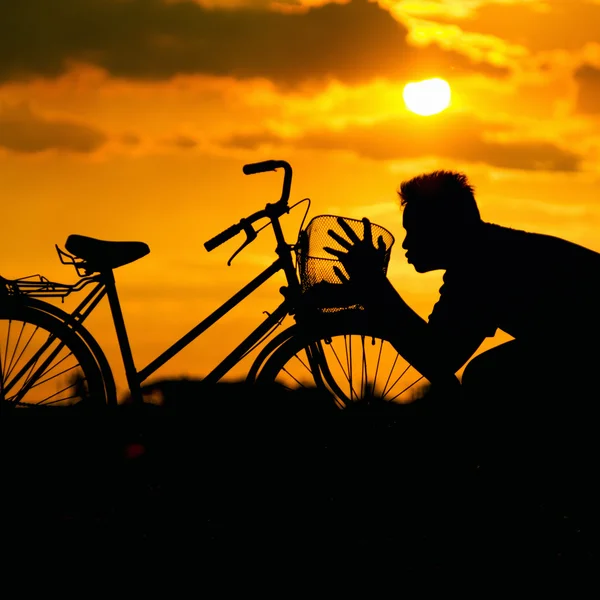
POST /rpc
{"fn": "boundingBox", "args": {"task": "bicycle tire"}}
[253,310,431,408]
[0,302,110,409]
[16,297,118,406]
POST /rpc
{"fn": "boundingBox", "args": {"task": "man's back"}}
[430,223,600,346]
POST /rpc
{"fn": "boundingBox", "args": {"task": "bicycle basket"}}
[296,214,395,312]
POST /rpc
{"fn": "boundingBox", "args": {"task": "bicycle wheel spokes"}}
[0,316,91,406]
[329,334,358,401]
[263,331,429,408]
[3,319,36,383]
[384,362,424,402]
[277,353,312,390]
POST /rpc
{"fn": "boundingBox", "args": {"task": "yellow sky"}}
[2,0,600,398]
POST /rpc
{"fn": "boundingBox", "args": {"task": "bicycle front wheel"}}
[255,311,430,408]
[0,303,109,408]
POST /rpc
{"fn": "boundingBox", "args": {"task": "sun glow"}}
[402,78,451,116]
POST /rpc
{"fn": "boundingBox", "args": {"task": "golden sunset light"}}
[2,0,600,401]
[402,77,451,115]
[7,0,600,570]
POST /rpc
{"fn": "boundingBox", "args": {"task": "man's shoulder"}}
[441,223,526,284]
[478,221,531,241]
[482,221,600,260]
[474,221,578,259]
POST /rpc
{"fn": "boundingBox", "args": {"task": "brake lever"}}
[227,218,257,266]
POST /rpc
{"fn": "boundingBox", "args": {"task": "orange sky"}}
[2,0,600,398]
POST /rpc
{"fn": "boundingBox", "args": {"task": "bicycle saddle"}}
[65,234,150,271]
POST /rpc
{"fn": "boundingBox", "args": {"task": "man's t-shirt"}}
[428,222,600,348]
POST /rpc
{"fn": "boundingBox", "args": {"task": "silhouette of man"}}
[324,170,600,428]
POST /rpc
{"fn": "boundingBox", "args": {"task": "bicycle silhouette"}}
[1,160,430,410]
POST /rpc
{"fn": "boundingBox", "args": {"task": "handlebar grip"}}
[242,160,280,175]
[204,223,241,252]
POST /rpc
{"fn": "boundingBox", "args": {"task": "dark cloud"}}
[0,103,107,153]
[574,64,600,114]
[420,1,600,52]
[121,132,141,145]
[222,113,581,171]
[0,0,508,85]
[164,134,198,149]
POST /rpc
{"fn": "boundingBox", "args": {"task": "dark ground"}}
[3,381,600,582]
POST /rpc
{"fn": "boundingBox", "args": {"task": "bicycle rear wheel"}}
[254,311,430,408]
[0,303,109,408]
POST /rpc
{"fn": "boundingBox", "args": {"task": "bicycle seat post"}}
[103,269,143,406]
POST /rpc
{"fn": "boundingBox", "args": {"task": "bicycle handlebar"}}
[204,206,270,251]
[204,159,293,253]
[242,160,280,175]
[243,159,292,205]
[204,223,242,251]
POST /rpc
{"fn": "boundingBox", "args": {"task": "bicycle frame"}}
[120,259,297,402]
[3,161,309,405]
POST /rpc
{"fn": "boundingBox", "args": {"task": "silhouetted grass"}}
[3,378,599,574]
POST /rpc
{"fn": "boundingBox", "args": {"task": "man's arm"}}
[363,278,484,385]
[323,216,485,386]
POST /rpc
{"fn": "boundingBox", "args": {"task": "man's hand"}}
[323,217,388,289]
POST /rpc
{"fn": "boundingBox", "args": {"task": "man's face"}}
[401,204,450,273]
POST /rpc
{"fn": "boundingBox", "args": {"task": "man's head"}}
[398,170,482,272]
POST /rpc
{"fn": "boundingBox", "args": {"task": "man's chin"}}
[411,263,438,273]
[409,262,426,272]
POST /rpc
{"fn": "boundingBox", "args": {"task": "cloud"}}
[0,0,508,86]
[164,134,199,149]
[574,63,600,114]
[222,112,582,171]
[0,103,107,153]
[417,0,600,52]
[120,132,141,146]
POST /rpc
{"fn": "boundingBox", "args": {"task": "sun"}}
[403,78,451,116]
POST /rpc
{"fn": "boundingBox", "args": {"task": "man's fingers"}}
[362,217,373,245]
[337,218,361,244]
[327,230,353,250]
[323,245,345,258]
[333,265,349,284]
[377,235,386,252]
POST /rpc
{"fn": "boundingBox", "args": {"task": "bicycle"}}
[0,159,432,411]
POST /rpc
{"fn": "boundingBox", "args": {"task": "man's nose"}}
[402,236,409,250]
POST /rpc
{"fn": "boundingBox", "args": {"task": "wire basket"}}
[296,214,395,312]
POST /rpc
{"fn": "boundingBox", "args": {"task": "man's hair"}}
[398,170,481,226]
